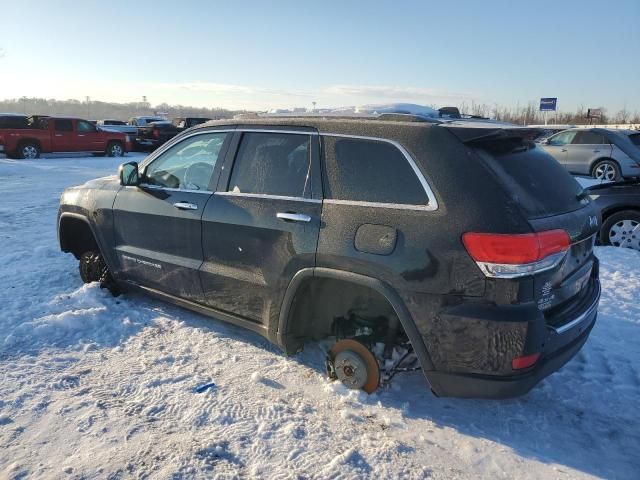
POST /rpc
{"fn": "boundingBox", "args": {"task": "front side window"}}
[321,136,428,205]
[77,120,95,132]
[548,130,577,146]
[228,132,311,197]
[572,130,607,145]
[54,119,73,132]
[144,132,228,190]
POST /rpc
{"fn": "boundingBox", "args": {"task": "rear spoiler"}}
[443,126,543,144]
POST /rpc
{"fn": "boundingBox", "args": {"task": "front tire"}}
[601,210,640,251]
[17,142,41,159]
[592,160,621,182]
[79,251,120,295]
[106,141,124,157]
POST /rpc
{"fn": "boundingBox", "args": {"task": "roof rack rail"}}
[376,113,441,123]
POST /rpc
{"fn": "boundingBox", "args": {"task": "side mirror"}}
[119,161,140,186]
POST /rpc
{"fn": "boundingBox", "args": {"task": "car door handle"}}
[173,201,198,210]
[78,134,86,137]
[593,149,600,153]
[55,134,63,137]
[277,212,311,223]
[561,148,568,152]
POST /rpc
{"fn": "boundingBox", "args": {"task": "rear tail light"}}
[512,353,540,370]
[462,230,570,278]
[152,129,160,139]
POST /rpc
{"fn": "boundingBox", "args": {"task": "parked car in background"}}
[127,116,165,127]
[526,125,577,143]
[96,119,138,137]
[135,117,211,150]
[58,116,601,398]
[541,128,640,181]
[0,116,131,159]
[586,179,640,251]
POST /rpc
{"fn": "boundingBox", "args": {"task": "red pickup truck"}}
[0,116,132,159]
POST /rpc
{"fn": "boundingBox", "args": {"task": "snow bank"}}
[0,153,638,479]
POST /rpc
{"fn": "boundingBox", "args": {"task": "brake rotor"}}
[330,339,380,394]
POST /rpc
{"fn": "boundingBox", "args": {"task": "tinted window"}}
[77,120,95,132]
[321,136,428,205]
[472,138,584,218]
[628,133,640,147]
[0,116,28,129]
[572,131,607,145]
[228,133,311,197]
[144,132,228,190]
[548,130,576,146]
[54,119,73,132]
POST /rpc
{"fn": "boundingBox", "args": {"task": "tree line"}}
[457,101,640,125]
[0,97,240,121]
[2,97,639,126]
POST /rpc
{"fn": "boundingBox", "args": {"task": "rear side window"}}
[321,136,428,205]
[0,116,28,129]
[228,132,311,197]
[628,133,640,147]
[572,131,607,145]
[471,137,584,218]
[55,119,73,132]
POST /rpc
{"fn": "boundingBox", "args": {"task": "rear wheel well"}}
[284,277,405,352]
[602,205,640,223]
[59,216,99,259]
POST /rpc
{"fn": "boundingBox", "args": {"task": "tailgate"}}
[528,204,600,318]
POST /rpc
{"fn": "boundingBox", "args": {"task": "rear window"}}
[0,116,28,129]
[471,136,585,218]
[628,133,640,147]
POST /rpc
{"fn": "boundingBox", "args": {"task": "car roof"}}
[0,113,28,117]
[192,116,533,145]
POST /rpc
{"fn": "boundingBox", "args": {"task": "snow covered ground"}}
[0,153,639,479]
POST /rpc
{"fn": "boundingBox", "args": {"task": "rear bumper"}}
[425,280,600,399]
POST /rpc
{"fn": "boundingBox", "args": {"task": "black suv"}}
[57,117,601,398]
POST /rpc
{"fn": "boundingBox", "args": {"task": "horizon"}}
[1,0,638,114]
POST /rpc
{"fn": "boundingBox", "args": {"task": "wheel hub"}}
[609,219,640,251]
[334,350,368,389]
[594,163,615,181]
[328,339,380,393]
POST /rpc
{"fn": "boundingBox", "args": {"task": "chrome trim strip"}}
[323,199,434,211]
[322,133,439,211]
[551,281,600,334]
[138,184,213,194]
[215,191,321,203]
[234,129,317,135]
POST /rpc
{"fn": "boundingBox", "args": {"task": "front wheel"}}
[18,142,41,159]
[592,160,621,182]
[601,210,640,251]
[79,251,120,295]
[106,141,124,157]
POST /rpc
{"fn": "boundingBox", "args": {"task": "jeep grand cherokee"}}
[57,116,601,398]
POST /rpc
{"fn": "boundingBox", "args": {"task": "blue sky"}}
[1,0,638,113]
